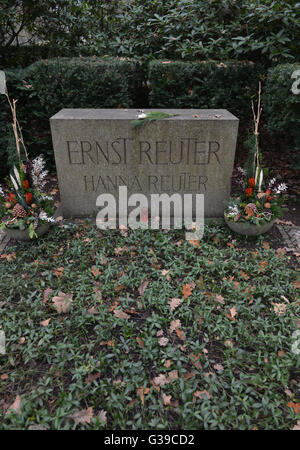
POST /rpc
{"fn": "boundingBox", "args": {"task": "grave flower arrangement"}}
[0,70,55,239]
[224,83,288,228]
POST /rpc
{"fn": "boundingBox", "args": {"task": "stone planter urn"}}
[3,222,51,241]
[3,206,63,241]
[224,214,276,236]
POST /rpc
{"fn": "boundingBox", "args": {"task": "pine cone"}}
[12,203,27,218]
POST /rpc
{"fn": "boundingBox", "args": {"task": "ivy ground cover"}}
[0,221,299,430]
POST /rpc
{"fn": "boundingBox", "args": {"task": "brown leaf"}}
[87,306,99,315]
[175,328,186,341]
[277,350,285,358]
[287,402,300,414]
[226,305,237,321]
[53,267,64,277]
[293,419,300,430]
[114,284,125,292]
[85,372,101,384]
[293,280,300,289]
[52,292,73,314]
[182,284,193,299]
[162,393,172,406]
[158,337,169,347]
[168,370,178,382]
[182,372,195,380]
[91,266,101,277]
[213,363,224,371]
[42,288,53,304]
[168,297,183,311]
[138,280,149,296]
[136,337,145,348]
[0,252,16,261]
[153,374,168,387]
[262,241,270,250]
[69,407,93,424]
[40,318,51,327]
[113,309,130,319]
[214,294,225,305]
[193,390,211,402]
[272,303,287,316]
[169,319,181,334]
[6,394,21,415]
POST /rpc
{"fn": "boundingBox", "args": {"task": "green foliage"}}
[0,222,299,429]
[0,57,144,171]
[1,1,299,66]
[264,63,300,162]
[148,60,264,120]
[131,111,178,129]
[98,0,300,64]
[0,68,29,178]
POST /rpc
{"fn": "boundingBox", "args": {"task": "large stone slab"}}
[50,109,239,218]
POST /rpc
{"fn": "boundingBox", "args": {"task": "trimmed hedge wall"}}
[264,63,300,155]
[148,60,264,120]
[1,57,299,178]
[0,57,145,175]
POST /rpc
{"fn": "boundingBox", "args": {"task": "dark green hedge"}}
[264,63,300,155]
[1,58,299,179]
[148,60,264,120]
[0,57,145,175]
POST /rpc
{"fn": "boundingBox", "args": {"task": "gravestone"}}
[50,109,239,218]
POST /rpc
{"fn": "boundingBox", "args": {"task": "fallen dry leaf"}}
[52,292,73,314]
[138,280,149,296]
[136,337,145,348]
[87,306,99,315]
[6,394,21,415]
[162,393,172,406]
[153,374,168,387]
[158,337,169,347]
[169,319,181,334]
[168,297,183,311]
[69,407,93,424]
[42,288,53,304]
[193,389,211,401]
[293,280,300,289]
[213,363,224,371]
[53,267,64,277]
[182,284,193,299]
[226,305,237,321]
[85,372,101,384]
[113,309,130,319]
[272,303,287,316]
[91,266,101,277]
[40,319,51,327]
[214,294,225,305]
[293,419,300,430]
[287,402,300,415]
[0,252,16,261]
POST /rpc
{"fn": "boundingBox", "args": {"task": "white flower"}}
[258,169,263,191]
[10,174,19,191]
[138,113,146,119]
[275,183,287,194]
[268,177,276,188]
[13,165,21,187]
[31,155,48,191]
[39,211,55,222]
[227,205,240,216]
[237,166,245,174]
